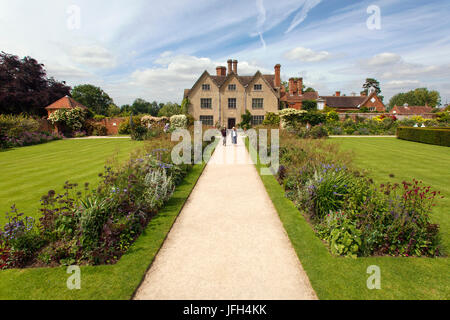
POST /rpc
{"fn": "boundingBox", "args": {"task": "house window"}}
[252,98,264,109]
[369,107,376,112]
[202,84,210,91]
[199,116,214,126]
[201,98,212,109]
[254,84,262,91]
[228,98,237,109]
[251,116,265,126]
[228,84,236,91]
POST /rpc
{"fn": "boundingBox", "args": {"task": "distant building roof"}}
[319,96,366,109]
[391,105,433,114]
[45,96,88,111]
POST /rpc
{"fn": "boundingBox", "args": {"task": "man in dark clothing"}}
[221,127,227,146]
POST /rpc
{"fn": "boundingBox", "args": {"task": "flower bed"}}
[272,131,443,258]
[0,136,199,269]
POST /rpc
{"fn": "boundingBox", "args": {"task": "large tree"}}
[0,51,71,116]
[389,88,441,109]
[71,84,114,116]
[158,102,182,117]
[362,78,384,102]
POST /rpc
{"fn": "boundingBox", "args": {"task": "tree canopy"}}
[0,51,71,116]
[158,102,183,117]
[362,78,384,102]
[71,84,114,116]
[389,88,441,109]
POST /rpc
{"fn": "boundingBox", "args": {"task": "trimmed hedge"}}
[397,127,450,147]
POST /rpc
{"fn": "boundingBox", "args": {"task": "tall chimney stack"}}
[274,64,281,88]
[289,78,295,96]
[298,78,303,96]
[336,91,341,97]
[216,66,226,76]
[227,60,233,75]
[233,60,238,75]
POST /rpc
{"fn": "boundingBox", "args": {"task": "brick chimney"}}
[233,60,238,75]
[289,78,295,96]
[274,64,281,88]
[298,78,303,96]
[227,60,233,75]
[335,91,341,97]
[216,66,226,76]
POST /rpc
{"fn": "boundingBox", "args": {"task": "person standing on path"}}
[221,127,227,146]
[231,127,238,145]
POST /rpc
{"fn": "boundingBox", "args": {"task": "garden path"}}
[133,135,317,300]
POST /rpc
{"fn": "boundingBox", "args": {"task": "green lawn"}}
[250,138,450,300]
[0,139,142,227]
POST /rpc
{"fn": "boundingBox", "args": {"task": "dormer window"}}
[202,84,211,91]
[254,84,262,91]
[228,84,236,91]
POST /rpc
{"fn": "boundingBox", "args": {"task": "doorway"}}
[228,118,236,129]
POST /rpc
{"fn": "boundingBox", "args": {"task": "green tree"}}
[107,104,121,117]
[389,88,441,109]
[362,78,384,102]
[181,98,190,115]
[71,84,113,116]
[302,100,317,111]
[158,102,182,117]
[131,98,152,115]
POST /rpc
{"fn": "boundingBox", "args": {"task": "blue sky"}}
[1,0,449,105]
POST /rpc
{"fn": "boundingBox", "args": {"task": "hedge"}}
[397,127,450,147]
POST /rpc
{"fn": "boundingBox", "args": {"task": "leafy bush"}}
[48,108,87,134]
[263,112,280,126]
[0,114,40,138]
[118,116,142,135]
[170,115,188,129]
[397,127,450,147]
[326,111,339,123]
[272,130,442,258]
[131,126,148,141]
[239,110,253,130]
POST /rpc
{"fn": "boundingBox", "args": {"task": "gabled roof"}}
[45,96,88,110]
[185,70,279,98]
[319,96,366,109]
[281,91,319,103]
[391,105,433,114]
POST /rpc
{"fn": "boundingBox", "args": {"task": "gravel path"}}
[133,136,317,300]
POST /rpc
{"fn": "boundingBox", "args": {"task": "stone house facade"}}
[184,60,292,128]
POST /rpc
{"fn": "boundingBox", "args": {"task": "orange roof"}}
[45,96,88,110]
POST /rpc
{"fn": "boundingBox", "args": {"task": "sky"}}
[1,0,450,106]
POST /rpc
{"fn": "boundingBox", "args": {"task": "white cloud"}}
[126,53,270,103]
[385,80,421,89]
[70,45,117,69]
[284,47,330,62]
[366,53,402,67]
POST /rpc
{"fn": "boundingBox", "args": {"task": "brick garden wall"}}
[96,118,129,135]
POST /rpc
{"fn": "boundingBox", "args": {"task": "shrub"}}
[263,112,280,126]
[0,114,40,138]
[170,115,188,129]
[326,111,339,123]
[280,108,307,129]
[397,127,450,147]
[239,110,253,130]
[302,100,317,111]
[131,126,148,141]
[48,108,87,134]
[118,116,142,134]
[270,130,443,258]
[93,115,106,121]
